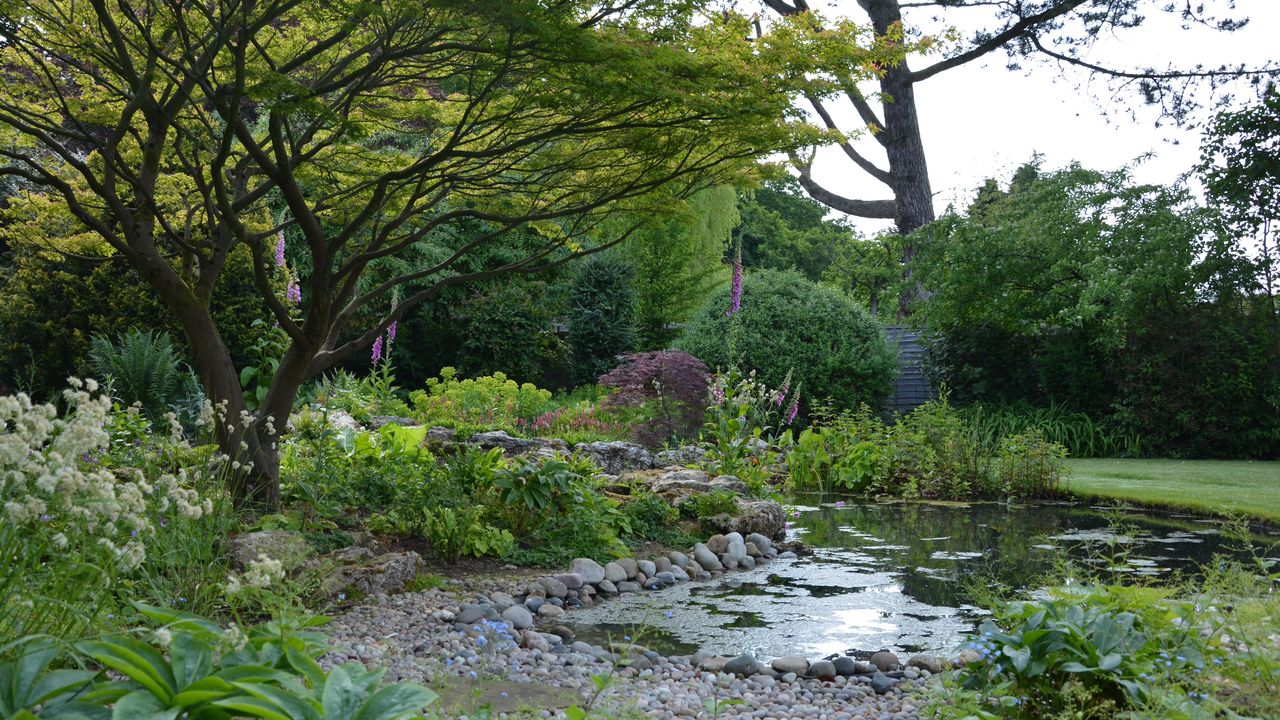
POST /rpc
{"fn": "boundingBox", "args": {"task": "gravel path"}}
[323,583,935,720]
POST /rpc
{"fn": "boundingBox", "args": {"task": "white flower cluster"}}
[1,379,214,575]
[224,553,285,595]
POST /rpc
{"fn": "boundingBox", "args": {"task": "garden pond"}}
[568,500,1280,660]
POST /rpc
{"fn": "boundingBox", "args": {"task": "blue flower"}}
[501,692,508,698]
[338,593,346,601]
[469,671,478,679]
[446,659,453,667]
[476,635,488,647]
[665,611,674,619]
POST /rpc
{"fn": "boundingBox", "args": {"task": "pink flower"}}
[275,231,286,267]
[724,254,743,317]
[785,397,799,424]
[387,321,398,343]
[286,280,301,305]
[834,500,846,508]
[371,335,384,364]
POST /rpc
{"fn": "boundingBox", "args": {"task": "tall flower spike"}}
[286,280,301,305]
[725,243,742,317]
[274,231,286,267]
[371,335,384,364]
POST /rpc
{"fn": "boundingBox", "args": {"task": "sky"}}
[797,0,1280,234]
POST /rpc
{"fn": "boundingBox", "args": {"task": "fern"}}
[88,329,185,418]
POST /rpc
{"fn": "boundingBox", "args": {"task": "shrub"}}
[455,282,563,385]
[938,584,1219,719]
[0,608,436,718]
[568,255,637,384]
[676,268,896,413]
[786,400,1065,501]
[0,245,271,398]
[960,401,1142,459]
[0,380,228,640]
[89,329,196,419]
[409,367,553,433]
[598,350,710,445]
[681,489,740,520]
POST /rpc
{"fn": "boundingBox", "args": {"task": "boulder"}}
[870,673,896,695]
[706,534,729,554]
[597,580,618,595]
[653,445,706,467]
[421,426,457,453]
[870,651,900,672]
[724,654,762,676]
[636,559,657,578]
[832,657,858,676]
[468,431,568,458]
[692,543,723,571]
[647,469,715,503]
[537,604,565,619]
[809,660,837,680]
[704,500,786,540]
[740,556,756,569]
[617,581,642,593]
[709,475,749,494]
[574,441,653,474]
[653,556,672,574]
[227,531,309,570]
[570,558,606,585]
[457,604,490,624]
[326,410,361,434]
[501,605,534,630]
[669,566,690,582]
[746,533,774,554]
[319,551,421,598]
[603,562,628,584]
[615,558,639,579]
[771,656,810,675]
[725,533,748,561]
[554,573,585,590]
[368,415,416,430]
[539,577,569,598]
[907,655,946,674]
[667,551,689,568]
[520,630,553,652]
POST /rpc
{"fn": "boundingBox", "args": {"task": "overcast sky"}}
[797,1,1280,234]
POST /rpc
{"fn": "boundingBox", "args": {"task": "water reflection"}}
[568,501,1277,658]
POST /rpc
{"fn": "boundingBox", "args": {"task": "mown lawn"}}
[1065,458,1280,522]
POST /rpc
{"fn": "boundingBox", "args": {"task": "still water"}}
[569,500,1278,659]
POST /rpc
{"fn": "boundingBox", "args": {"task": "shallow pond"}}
[569,500,1279,659]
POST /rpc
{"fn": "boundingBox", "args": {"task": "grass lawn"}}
[1065,458,1280,522]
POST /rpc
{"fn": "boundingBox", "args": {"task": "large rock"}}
[907,655,946,674]
[539,577,569,598]
[653,446,707,467]
[647,469,715,502]
[724,654,762,676]
[615,558,639,579]
[227,531,310,570]
[746,533,775,554]
[636,559,657,578]
[809,660,837,680]
[603,562,628,584]
[570,558,606,585]
[368,415,416,430]
[709,475,749,494]
[574,441,653,474]
[692,543,724,571]
[771,656,810,675]
[468,431,568,458]
[704,500,786,540]
[724,532,748,562]
[870,651,900,671]
[320,551,422,598]
[502,605,535,630]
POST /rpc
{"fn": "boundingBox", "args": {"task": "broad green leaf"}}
[171,633,213,691]
[353,684,436,720]
[212,695,293,720]
[321,666,364,720]
[111,689,179,720]
[77,639,176,703]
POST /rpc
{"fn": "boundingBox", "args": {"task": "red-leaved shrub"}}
[598,350,710,447]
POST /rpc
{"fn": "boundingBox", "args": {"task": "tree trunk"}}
[858,0,936,317]
[169,292,284,509]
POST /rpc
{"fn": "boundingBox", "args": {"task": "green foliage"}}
[734,178,853,283]
[494,458,583,534]
[787,400,1065,500]
[0,381,235,641]
[456,282,565,386]
[409,367,553,435]
[681,490,740,521]
[88,329,193,420]
[677,269,896,413]
[960,402,1141,459]
[914,160,1279,459]
[936,584,1220,719]
[621,186,738,347]
[0,246,270,398]
[700,370,791,495]
[0,607,435,719]
[618,491,695,548]
[568,255,637,384]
